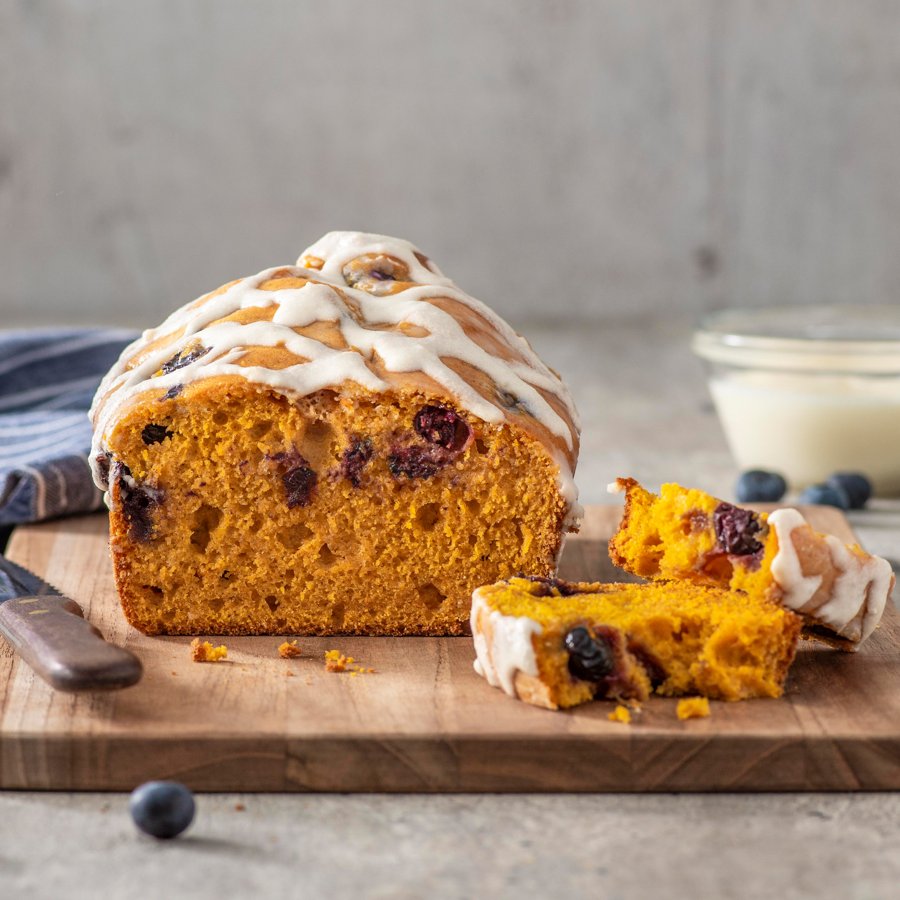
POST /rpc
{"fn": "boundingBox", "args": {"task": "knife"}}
[0,555,142,692]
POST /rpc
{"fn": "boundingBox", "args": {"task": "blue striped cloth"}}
[0,329,138,525]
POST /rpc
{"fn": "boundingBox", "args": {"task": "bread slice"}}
[471,576,801,710]
[90,232,580,635]
[608,477,893,650]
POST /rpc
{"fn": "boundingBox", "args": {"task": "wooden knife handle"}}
[0,595,142,692]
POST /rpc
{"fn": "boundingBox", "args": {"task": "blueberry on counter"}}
[735,470,787,504]
[798,483,850,510]
[130,781,195,839]
[826,473,872,510]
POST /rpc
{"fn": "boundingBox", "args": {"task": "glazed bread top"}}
[89,231,581,525]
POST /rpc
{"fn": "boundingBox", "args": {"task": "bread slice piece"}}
[90,232,580,635]
[471,575,801,709]
[608,477,893,650]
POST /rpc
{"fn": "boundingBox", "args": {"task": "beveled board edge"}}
[2,731,899,792]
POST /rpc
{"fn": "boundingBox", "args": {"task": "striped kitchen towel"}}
[0,329,138,525]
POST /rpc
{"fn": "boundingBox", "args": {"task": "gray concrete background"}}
[3,1,900,328]
[3,791,899,900]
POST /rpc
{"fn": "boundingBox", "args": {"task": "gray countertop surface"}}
[2,318,899,900]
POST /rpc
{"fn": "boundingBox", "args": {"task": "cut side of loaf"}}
[103,383,568,634]
[91,233,580,635]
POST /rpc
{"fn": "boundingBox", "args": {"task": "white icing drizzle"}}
[89,232,580,522]
[470,588,542,697]
[768,509,824,608]
[768,507,893,645]
[823,535,893,643]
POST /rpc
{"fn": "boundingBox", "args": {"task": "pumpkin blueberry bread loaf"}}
[471,576,801,710]
[608,478,893,650]
[89,232,581,635]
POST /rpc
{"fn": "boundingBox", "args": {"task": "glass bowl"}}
[692,305,900,496]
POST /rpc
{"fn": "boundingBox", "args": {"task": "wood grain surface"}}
[1,506,898,792]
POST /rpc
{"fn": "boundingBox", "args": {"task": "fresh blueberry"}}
[826,473,872,510]
[735,470,787,504]
[798,483,850,510]
[130,781,195,839]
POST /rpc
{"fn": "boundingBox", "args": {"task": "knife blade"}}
[0,554,62,598]
[0,555,142,692]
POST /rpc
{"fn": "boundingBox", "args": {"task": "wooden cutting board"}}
[2,506,899,792]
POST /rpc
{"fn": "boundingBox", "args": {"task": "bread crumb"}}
[286,670,295,677]
[234,803,246,812]
[677,697,711,720]
[324,648,375,674]
[325,649,353,672]
[608,704,631,725]
[191,638,228,662]
[278,640,302,659]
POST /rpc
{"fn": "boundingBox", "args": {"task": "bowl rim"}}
[693,305,900,373]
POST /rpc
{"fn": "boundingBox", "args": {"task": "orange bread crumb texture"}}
[324,649,353,672]
[324,649,375,675]
[190,638,228,662]
[103,385,568,638]
[278,640,303,659]
[608,705,632,725]
[677,697,711,720]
